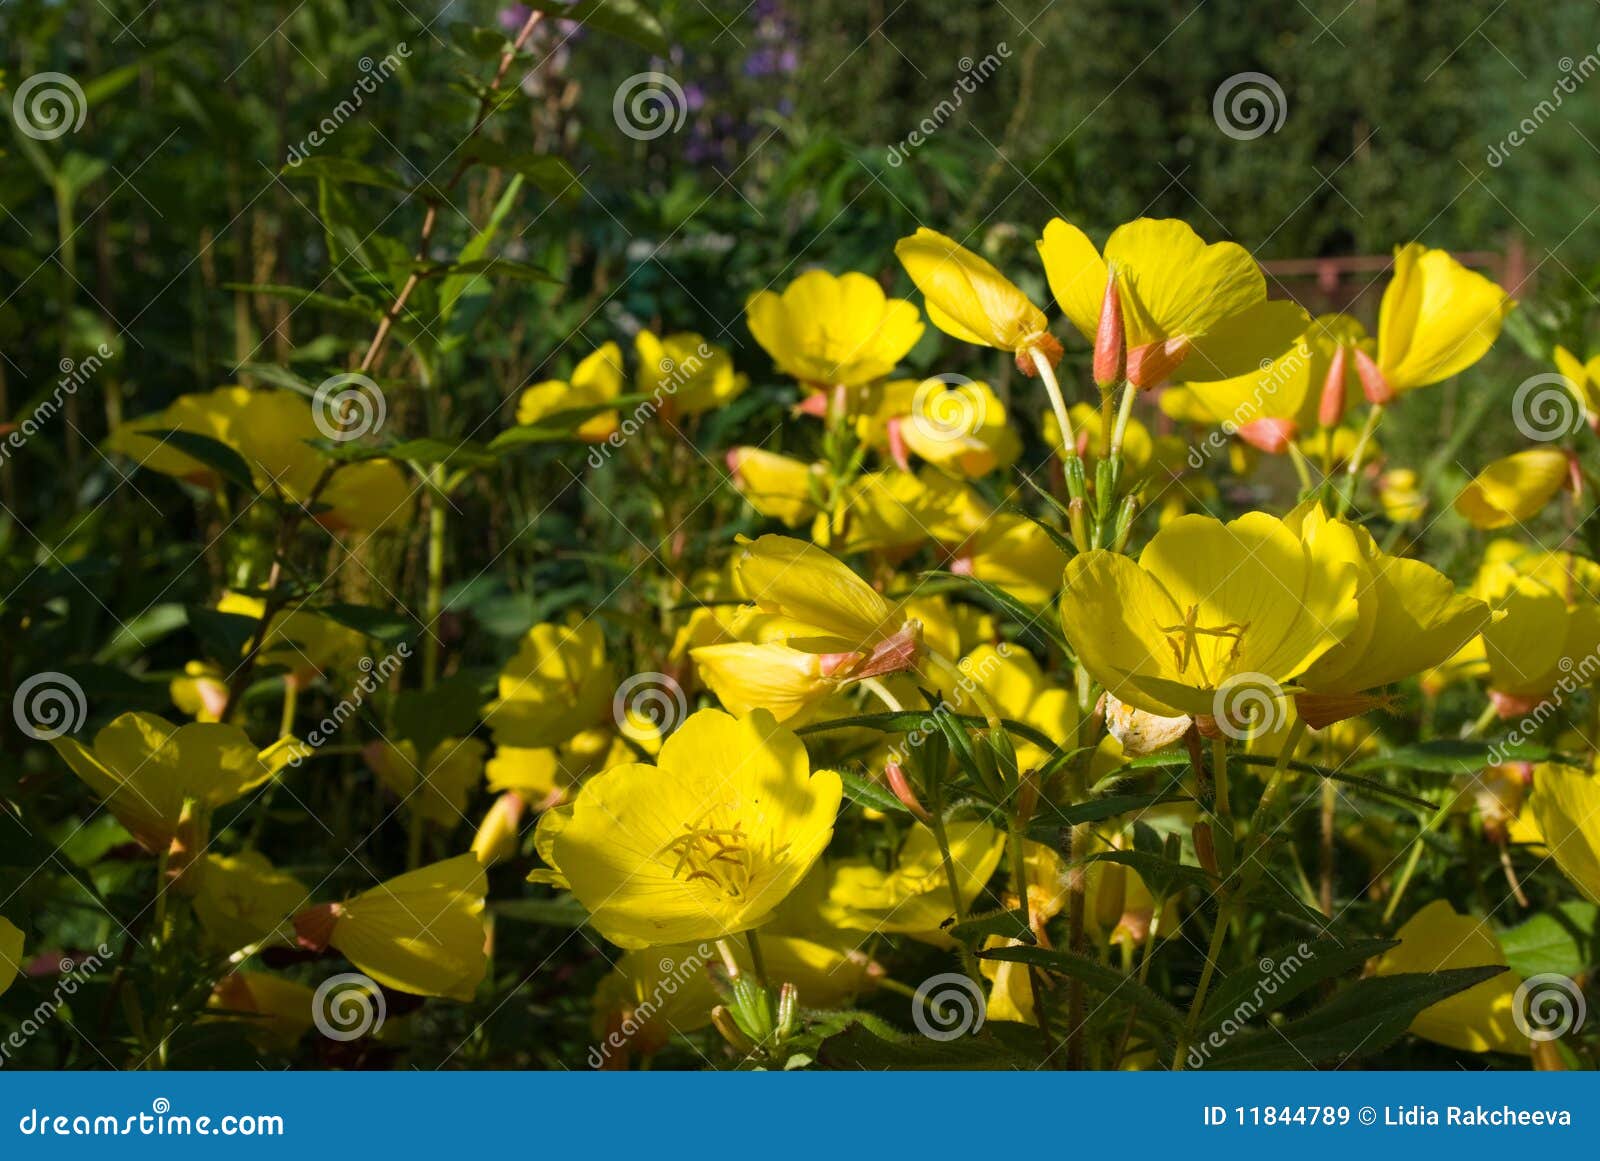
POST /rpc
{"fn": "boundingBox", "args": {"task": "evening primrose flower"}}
[111,386,414,534]
[1037,217,1308,389]
[820,821,1005,947]
[50,713,307,854]
[1378,468,1427,524]
[170,660,228,721]
[635,331,747,417]
[894,227,1062,368]
[533,708,843,948]
[1453,449,1570,529]
[1288,506,1494,727]
[1554,345,1600,433]
[209,973,316,1053]
[0,918,21,998]
[1372,900,1527,1055]
[890,378,1021,477]
[216,591,369,686]
[186,851,308,954]
[692,535,923,723]
[365,737,486,828]
[292,854,488,1000]
[725,447,823,527]
[485,620,615,748]
[1059,513,1362,721]
[745,270,924,388]
[1178,313,1369,431]
[516,341,624,441]
[1531,762,1600,903]
[1356,243,1513,402]
[486,729,635,807]
[811,469,960,556]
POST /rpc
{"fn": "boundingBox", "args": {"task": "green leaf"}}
[521,0,670,54]
[1199,938,1398,1029]
[1351,739,1553,777]
[464,144,581,199]
[795,711,1057,757]
[1499,902,1600,980]
[978,943,1186,1033]
[279,156,407,190]
[315,602,415,646]
[1030,792,1193,832]
[837,769,910,815]
[384,437,499,471]
[223,284,382,323]
[1200,967,1506,1069]
[492,895,592,927]
[390,671,489,758]
[142,429,254,489]
[945,907,1034,946]
[187,608,260,662]
[1086,848,1211,902]
[816,1019,1044,1070]
[416,256,559,285]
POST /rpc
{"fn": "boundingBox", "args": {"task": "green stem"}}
[422,464,448,691]
[1031,347,1078,471]
[1335,404,1384,516]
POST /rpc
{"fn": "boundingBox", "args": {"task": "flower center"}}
[658,815,754,899]
[1156,605,1248,685]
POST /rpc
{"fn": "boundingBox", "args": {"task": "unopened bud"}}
[1016,333,1065,376]
[885,760,932,824]
[1092,271,1126,389]
[1126,337,1191,390]
[1352,347,1394,405]
[472,791,526,866]
[1193,820,1220,880]
[1235,417,1297,455]
[1318,345,1349,428]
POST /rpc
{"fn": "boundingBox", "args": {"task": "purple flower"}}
[497,3,532,32]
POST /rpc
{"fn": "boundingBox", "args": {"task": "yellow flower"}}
[1179,313,1369,430]
[186,851,308,953]
[1367,243,1513,399]
[292,854,488,1000]
[533,708,842,948]
[894,227,1059,362]
[471,791,526,866]
[209,973,316,1053]
[821,821,1005,947]
[50,712,306,853]
[215,592,369,685]
[1372,900,1527,1055]
[889,378,1021,477]
[1454,449,1569,529]
[692,535,922,723]
[516,341,624,441]
[746,270,924,387]
[485,620,615,748]
[0,917,22,998]
[110,386,414,534]
[635,331,747,417]
[1554,345,1600,432]
[170,660,228,721]
[1531,762,1600,903]
[726,447,823,527]
[1060,513,1361,719]
[1037,217,1307,388]
[1288,505,1494,726]
[1378,468,1427,524]
[811,469,958,556]
[365,737,485,827]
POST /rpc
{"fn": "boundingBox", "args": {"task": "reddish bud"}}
[1126,337,1191,390]
[885,760,932,824]
[1352,347,1394,405]
[1235,417,1297,455]
[1092,272,1125,389]
[292,902,344,952]
[724,448,745,480]
[885,417,912,472]
[795,392,829,417]
[1318,344,1349,428]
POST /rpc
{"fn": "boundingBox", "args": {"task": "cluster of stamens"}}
[1156,605,1248,684]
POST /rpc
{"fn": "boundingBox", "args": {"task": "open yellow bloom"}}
[692,535,921,723]
[1531,762,1600,903]
[1038,217,1307,388]
[1370,243,1513,398]
[1554,345,1600,432]
[726,447,822,527]
[895,227,1058,362]
[821,821,1005,947]
[635,331,747,417]
[50,712,306,853]
[485,620,615,748]
[486,728,633,807]
[811,469,959,556]
[293,854,488,1000]
[892,378,1020,477]
[1060,513,1361,719]
[746,270,923,388]
[216,591,369,685]
[516,341,623,442]
[111,386,414,534]
[170,660,228,721]
[0,917,22,998]
[1454,449,1569,529]
[1378,468,1427,524]
[1179,313,1368,430]
[209,973,316,1053]
[186,851,308,953]
[534,708,842,948]
[1288,505,1494,726]
[365,737,485,827]
[1373,900,1527,1055]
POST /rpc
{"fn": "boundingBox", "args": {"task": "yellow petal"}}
[895,227,1048,353]
[1531,763,1600,903]
[1454,449,1568,529]
[1377,243,1512,392]
[334,854,488,1000]
[1037,218,1108,343]
[1102,218,1265,348]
